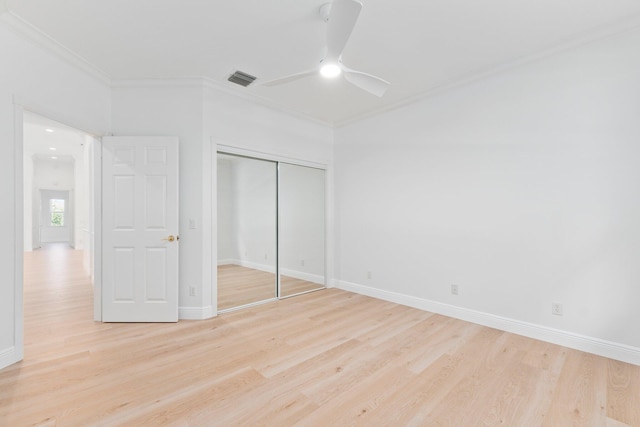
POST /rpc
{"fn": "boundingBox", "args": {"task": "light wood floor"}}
[217,264,324,310]
[1,246,639,426]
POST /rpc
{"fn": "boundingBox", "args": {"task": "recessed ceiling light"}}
[51,156,58,159]
[49,147,57,151]
[45,128,54,133]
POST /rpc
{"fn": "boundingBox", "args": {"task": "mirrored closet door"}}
[217,153,326,311]
[217,154,278,310]
[279,163,325,297]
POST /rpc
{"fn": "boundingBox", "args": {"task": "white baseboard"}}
[279,268,325,285]
[219,259,276,274]
[336,280,640,366]
[179,305,216,320]
[0,346,20,370]
[218,260,324,285]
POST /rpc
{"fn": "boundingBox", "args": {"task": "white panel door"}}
[102,136,179,322]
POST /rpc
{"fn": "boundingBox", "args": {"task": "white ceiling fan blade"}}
[326,0,363,59]
[343,66,390,97]
[260,69,317,86]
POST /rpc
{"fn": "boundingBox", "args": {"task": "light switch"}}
[189,219,196,229]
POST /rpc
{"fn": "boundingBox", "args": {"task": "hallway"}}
[23,244,103,360]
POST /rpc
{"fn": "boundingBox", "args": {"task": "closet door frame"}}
[214,143,328,314]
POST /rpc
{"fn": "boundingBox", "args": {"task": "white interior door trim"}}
[12,100,25,365]
[93,137,102,321]
[216,143,328,170]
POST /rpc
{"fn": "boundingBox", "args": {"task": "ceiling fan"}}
[262,0,390,97]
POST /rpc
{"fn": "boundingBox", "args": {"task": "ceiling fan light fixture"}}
[261,0,389,96]
[320,62,341,78]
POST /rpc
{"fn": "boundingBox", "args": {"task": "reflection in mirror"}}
[217,153,277,310]
[279,163,326,297]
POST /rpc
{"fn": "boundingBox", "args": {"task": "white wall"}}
[0,91,17,368]
[0,16,110,369]
[73,140,90,251]
[334,28,640,361]
[83,136,94,275]
[23,152,34,250]
[205,88,334,164]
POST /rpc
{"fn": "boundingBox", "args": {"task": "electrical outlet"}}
[367,271,372,280]
[300,259,305,267]
[189,286,196,297]
[552,302,563,316]
[451,284,459,295]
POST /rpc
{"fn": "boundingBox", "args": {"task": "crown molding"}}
[111,77,206,89]
[202,77,334,129]
[110,76,334,129]
[335,13,640,128]
[0,10,111,85]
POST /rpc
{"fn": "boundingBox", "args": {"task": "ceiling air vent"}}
[227,70,257,87]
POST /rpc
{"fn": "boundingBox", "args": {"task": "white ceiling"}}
[6,0,640,125]
[24,111,87,161]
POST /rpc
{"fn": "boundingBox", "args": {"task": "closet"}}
[216,152,325,311]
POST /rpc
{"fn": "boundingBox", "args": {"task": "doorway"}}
[22,111,97,355]
[39,190,71,246]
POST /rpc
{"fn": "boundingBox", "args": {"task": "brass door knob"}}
[163,235,176,242]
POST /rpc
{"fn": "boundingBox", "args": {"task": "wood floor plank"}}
[503,342,568,426]
[98,367,268,427]
[405,328,514,426]
[295,366,418,427]
[369,353,466,426]
[1,244,638,426]
[543,350,609,426]
[607,358,640,426]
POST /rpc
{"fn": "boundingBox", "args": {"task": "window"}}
[50,199,65,227]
